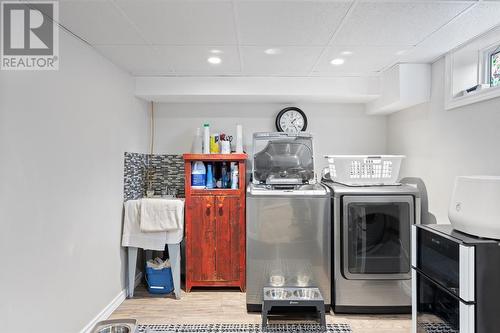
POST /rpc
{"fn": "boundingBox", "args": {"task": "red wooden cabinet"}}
[183,154,247,292]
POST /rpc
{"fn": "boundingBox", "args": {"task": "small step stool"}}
[262,287,326,329]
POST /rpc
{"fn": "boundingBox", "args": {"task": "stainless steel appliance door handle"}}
[459,301,475,333]
[459,244,475,302]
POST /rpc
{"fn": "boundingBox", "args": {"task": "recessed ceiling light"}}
[330,58,345,65]
[396,50,406,56]
[264,48,282,55]
[210,49,222,54]
[341,51,353,55]
[207,57,222,65]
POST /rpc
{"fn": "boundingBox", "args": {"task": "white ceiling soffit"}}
[135,76,380,104]
[39,0,500,78]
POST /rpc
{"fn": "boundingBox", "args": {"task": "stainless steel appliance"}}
[412,224,500,333]
[246,132,331,311]
[323,181,420,313]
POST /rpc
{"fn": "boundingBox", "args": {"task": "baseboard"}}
[80,272,141,333]
[80,289,126,333]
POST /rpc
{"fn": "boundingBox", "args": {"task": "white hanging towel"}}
[122,199,168,251]
[140,198,184,232]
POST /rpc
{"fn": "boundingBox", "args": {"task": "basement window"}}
[445,28,500,110]
[449,42,500,97]
[489,48,500,87]
[479,43,500,89]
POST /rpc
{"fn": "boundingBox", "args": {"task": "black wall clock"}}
[276,107,308,134]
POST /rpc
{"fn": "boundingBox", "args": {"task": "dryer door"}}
[342,195,414,280]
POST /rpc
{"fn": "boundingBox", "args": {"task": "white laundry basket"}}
[324,155,405,186]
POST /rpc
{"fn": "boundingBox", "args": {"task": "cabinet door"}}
[215,196,241,281]
[189,196,216,281]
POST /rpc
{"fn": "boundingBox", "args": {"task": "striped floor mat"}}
[136,323,352,333]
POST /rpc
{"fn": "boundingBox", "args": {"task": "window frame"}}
[479,43,500,88]
[489,49,500,88]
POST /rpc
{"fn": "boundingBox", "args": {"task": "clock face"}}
[276,107,307,134]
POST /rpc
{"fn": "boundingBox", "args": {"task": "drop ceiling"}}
[44,0,500,77]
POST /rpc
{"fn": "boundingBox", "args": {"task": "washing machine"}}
[323,180,420,313]
[246,132,331,311]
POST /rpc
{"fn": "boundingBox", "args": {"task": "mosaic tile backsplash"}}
[124,152,148,201]
[124,152,185,201]
[148,154,185,198]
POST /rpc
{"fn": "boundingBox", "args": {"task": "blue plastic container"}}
[206,163,214,189]
[145,266,174,294]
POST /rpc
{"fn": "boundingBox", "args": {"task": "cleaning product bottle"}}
[191,127,203,154]
[206,163,214,189]
[191,161,206,189]
[231,163,239,189]
[203,124,210,154]
[210,133,220,154]
[221,162,228,188]
[214,162,222,188]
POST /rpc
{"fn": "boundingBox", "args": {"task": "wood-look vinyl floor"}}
[110,285,411,333]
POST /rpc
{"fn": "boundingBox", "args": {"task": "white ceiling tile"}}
[58,0,147,45]
[114,0,237,45]
[51,0,500,77]
[333,2,472,46]
[312,45,403,75]
[240,46,323,75]
[400,2,500,63]
[96,45,173,75]
[236,1,353,46]
[156,46,241,74]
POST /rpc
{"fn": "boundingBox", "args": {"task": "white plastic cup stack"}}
[235,124,243,153]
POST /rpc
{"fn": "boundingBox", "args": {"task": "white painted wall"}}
[387,57,500,224]
[153,103,387,176]
[0,31,149,332]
